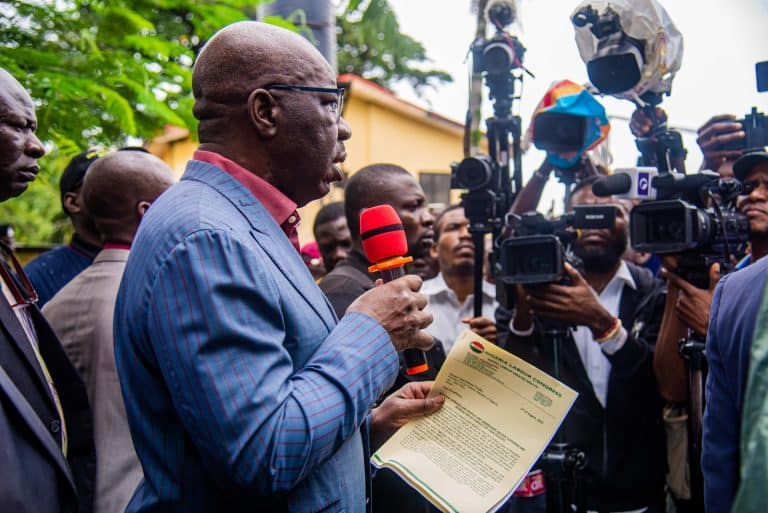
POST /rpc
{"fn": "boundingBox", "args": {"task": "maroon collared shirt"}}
[193,150,301,253]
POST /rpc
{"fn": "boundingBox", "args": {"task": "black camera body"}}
[629,174,750,288]
[499,205,616,285]
[720,107,768,153]
[471,33,527,119]
[532,112,587,154]
[450,155,508,229]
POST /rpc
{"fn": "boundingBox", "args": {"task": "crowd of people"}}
[0,18,766,513]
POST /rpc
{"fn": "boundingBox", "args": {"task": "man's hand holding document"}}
[372,329,578,513]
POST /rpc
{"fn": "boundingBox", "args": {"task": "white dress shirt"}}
[571,260,634,408]
[422,272,497,353]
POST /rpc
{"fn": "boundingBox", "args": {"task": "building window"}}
[419,172,450,208]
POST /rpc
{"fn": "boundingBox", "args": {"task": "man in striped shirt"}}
[113,21,441,513]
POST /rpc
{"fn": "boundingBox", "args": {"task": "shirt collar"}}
[422,272,496,299]
[193,150,299,229]
[611,260,637,291]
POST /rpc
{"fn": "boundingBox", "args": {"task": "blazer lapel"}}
[250,226,338,331]
[0,296,55,410]
[183,161,338,330]
[0,362,76,492]
[562,333,600,404]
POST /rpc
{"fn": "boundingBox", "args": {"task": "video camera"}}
[721,62,768,152]
[532,113,588,154]
[470,0,529,119]
[571,5,645,96]
[593,170,749,288]
[451,0,530,307]
[450,155,507,228]
[571,0,685,173]
[498,205,617,285]
[720,107,768,153]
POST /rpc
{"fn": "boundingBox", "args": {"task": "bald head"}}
[83,151,174,244]
[0,70,32,112]
[192,21,332,142]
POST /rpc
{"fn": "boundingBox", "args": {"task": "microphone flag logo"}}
[637,171,650,196]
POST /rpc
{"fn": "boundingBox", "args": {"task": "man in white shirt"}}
[422,205,497,352]
[507,176,666,513]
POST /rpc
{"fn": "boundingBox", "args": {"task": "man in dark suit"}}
[0,68,95,512]
[507,177,667,512]
[319,163,444,513]
[702,150,768,513]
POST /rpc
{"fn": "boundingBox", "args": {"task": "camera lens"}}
[455,156,493,190]
[532,112,587,153]
[502,235,562,284]
[588,46,643,95]
[482,41,516,75]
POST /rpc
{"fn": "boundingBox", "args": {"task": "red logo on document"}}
[469,341,485,354]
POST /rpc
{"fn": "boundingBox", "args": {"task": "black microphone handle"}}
[378,265,429,375]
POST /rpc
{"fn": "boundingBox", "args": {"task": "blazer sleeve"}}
[603,282,665,377]
[702,274,740,513]
[145,229,398,495]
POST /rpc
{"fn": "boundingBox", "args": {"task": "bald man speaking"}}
[113,21,439,513]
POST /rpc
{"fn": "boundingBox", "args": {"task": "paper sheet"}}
[372,329,578,513]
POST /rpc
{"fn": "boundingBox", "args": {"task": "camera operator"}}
[648,123,762,513]
[507,176,667,513]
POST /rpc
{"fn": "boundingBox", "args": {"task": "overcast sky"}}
[386,0,768,211]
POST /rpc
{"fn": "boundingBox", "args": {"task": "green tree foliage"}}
[0,1,272,244]
[337,0,452,95]
[0,0,451,244]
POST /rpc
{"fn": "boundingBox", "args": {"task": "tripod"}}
[540,325,588,513]
[679,333,707,511]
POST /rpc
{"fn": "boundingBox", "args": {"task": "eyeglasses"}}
[0,241,37,307]
[264,84,345,120]
[742,177,768,195]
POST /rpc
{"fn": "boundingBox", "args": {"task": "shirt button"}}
[288,215,297,224]
[50,419,61,434]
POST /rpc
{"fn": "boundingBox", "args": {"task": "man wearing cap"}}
[24,150,103,307]
[701,149,768,513]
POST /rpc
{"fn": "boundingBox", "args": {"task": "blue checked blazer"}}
[114,160,400,513]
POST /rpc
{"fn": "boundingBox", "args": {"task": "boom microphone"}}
[360,205,429,376]
[592,173,632,197]
[592,167,658,199]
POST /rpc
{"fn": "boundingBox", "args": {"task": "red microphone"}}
[360,204,429,375]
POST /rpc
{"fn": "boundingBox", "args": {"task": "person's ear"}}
[248,89,278,137]
[136,200,151,219]
[429,241,439,260]
[62,191,82,216]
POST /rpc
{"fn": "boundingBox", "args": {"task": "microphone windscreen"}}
[592,173,632,197]
[360,205,408,263]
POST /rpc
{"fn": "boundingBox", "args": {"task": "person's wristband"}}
[594,317,621,343]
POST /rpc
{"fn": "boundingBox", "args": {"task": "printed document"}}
[372,329,578,513]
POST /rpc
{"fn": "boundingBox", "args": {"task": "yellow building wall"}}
[297,85,468,245]
[148,129,197,180]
